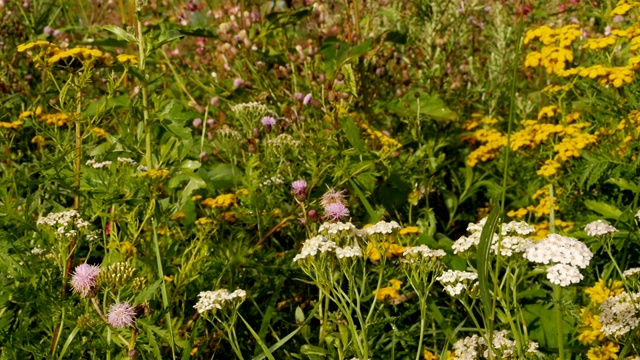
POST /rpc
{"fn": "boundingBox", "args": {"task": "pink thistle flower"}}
[261,116,276,126]
[107,302,137,328]
[321,188,345,208]
[70,264,101,298]
[291,180,307,200]
[324,202,350,221]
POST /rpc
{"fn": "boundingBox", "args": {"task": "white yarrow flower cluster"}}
[501,221,535,235]
[452,218,533,257]
[523,234,593,287]
[318,221,356,235]
[403,245,447,259]
[599,291,640,337]
[86,159,112,169]
[437,270,478,296]
[194,289,247,314]
[335,245,362,259]
[452,331,530,359]
[623,267,640,278]
[265,134,301,148]
[37,210,91,235]
[364,221,400,235]
[230,102,269,118]
[293,235,337,262]
[584,220,618,237]
[117,157,137,165]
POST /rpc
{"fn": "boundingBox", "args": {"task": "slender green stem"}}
[554,285,565,360]
[136,14,152,169]
[415,296,427,360]
[151,217,176,359]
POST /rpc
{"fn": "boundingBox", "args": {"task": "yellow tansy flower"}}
[399,226,420,235]
[373,279,403,301]
[586,342,620,360]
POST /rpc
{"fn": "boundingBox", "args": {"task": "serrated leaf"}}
[103,25,137,43]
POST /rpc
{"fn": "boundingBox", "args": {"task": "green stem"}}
[415,296,427,360]
[151,216,176,359]
[136,14,152,169]
[554,285,565,360]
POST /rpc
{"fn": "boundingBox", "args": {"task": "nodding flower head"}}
[291,180,307,201]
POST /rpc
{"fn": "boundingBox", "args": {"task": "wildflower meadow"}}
[2,0,640,359]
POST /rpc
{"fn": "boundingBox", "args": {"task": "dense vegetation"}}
[1,0,640,359]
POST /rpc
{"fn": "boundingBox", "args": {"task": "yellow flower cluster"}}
[40,112,70,126]
[116,54,138,65]
[524,25,581,75]
[366,241,405,261]
[466,128,507,167]
[611,0,640,16]
[372,279,403,301]
[140,169,170,179]
[582,36,617,51]
[399,226,420,235]
[92,127,107,138]
[18,41,113,69]
[356,122,402,151]
[201,193,237,209]
[578,279,628,360]
[585,279,624,305]
[48,47,106,66]
[530,219,574,239]
[0,107,44,129]
[524,17,640,88]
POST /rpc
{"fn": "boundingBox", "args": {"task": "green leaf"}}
[103,25,137,43]
[176,27,218,38]
[162,120,191,140]
[180,160,201,170]
[605,178,639,193]
[252,308,317,360]
[134,279,162,304]
[239,314,276,360]
[584,200,623,219]
[340,117,365,153]
[477,205,500,333]
[154,30,184,50]
[300,345,329,356]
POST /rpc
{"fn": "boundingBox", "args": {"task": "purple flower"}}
[324,203,350,221]
[233,78,244,88]
[291,180,307,200]
[70,264,100,298]
[261,116,276,126]
[107,302,137,328]
[302,93,313,105]
[192,118,202,128]
[43,26,54,36]
[294,92,305,100]
[210,97,219,106]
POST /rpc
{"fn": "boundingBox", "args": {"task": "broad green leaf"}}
[340,117,365,153]
[584,200,623,219]
[605,178,639,193]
